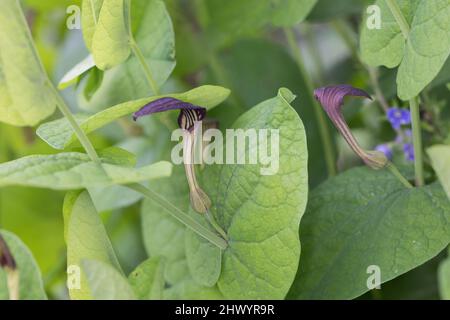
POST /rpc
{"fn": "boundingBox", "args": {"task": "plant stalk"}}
[126,0,160,95]
[130,40,160,95]
[127,183,228,250]
[283,27,336,176]
[386,162,413,189]
[385,0,410,38]
[52,85,101,164]
[409,98,424,186]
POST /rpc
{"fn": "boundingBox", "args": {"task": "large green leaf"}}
[204,0,317,33]
[206,39,330,186]
[0,230,47,300]
[91,0,130,70]
[128,257,165,300]
[360,0,450,100]
[428,145,450,200]
[0,0,58,126]
[64,191,122,300]
[208,88,308,299]
[185,214,222,287]
[289,167,450,300]
[78,0,175,110]
[37,85,230,150]
[0,152,171,190]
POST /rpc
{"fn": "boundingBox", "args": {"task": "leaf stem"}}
[51,84,101,164]
[125,0,160,95]
[283,27,336,176]
[385,0,410,38]
[130,40,160,95]
[206,209,228,241]
[384,1,424,186]
[386,162,413,189]
[126,183,228,250]
[409,98,424,186]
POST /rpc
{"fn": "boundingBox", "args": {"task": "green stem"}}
[126,0,159,95]
[130,40,160,95]
[385,0,410,38]
[206,209,228,241]
[385,1,424,186]
[51,85,100,164]
[409,98,424,186]
[127,183,228,250]
[89,0,98,24]
[386,162,414,189]
[283,27,336,176]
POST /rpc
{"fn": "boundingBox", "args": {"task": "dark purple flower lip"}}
[0,234,16,270]
[314,85,372,112]
[133,97,206,131]
[314,85,388,170]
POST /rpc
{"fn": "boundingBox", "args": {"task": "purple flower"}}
[133,97,206,132]
[387,108,411,130]
[314,85,388,170]
[375,144,393,160]
[134,97,211,214]
[0,234,16,270]
[403,143,415,162]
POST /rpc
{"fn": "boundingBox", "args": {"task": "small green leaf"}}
[37,85,230,150]
[438,258,450,300]
[0,0,58,126]
[141,165,190,284]
[0,152,172,190]
[128,257,165,300]
[288,167,450,299]
[428,145,450,200]
[58,55,96,90]
[0,230,47,300]
[360,0,450,100]
[82,259,136,300]
[65,191,122,300]
[92,0,131,70]
[204,0,317,33]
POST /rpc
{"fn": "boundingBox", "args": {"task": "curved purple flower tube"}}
[314,85,388,170]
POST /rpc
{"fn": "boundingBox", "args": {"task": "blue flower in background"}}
[387,108,411,130]
[403,143,415,162]
[375,144,393,160]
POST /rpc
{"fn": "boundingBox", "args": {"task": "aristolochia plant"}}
[0,0,449,301]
